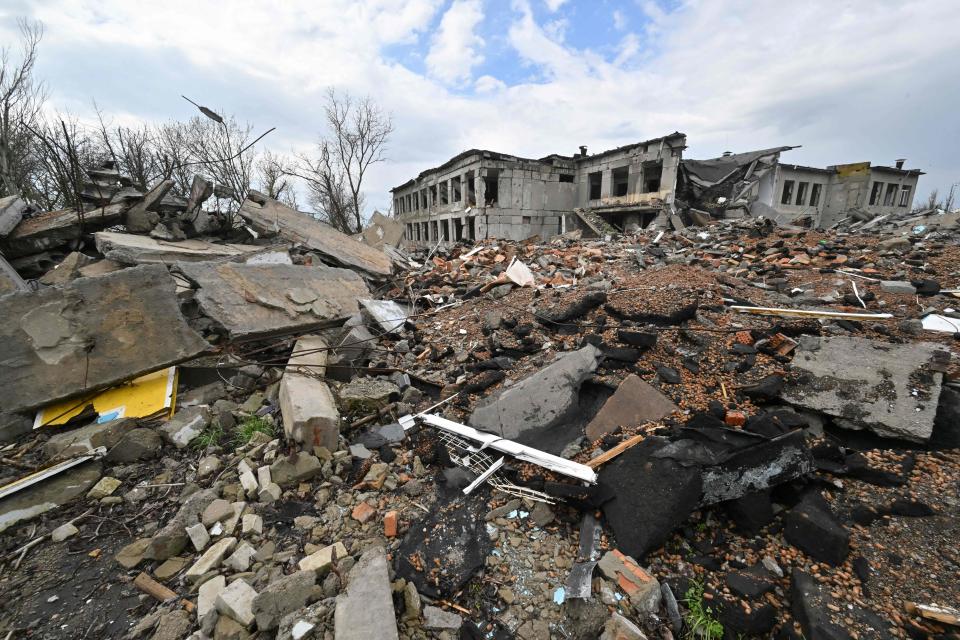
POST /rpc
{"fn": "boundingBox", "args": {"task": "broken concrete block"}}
[105,428,162,462]
[880,280,916,295]
[238,465,259,498]
[600,613,648,640]
[186,522,210,552]
[39,251,93,286]
[198,574,226,618]
[470,345,602,453]
[124,179,173,233]
[334,546,399,640]
[43,419,131,460]
[215,578,258,627]
[86,476,121,500]
[0,195,28,237]
[270,453,322,487]
[159,406,211,449]
[241,513,263,535]
[51,522,80,542]
[285,335,328,377]
[279,372,340,451]
[0,265,209,415]
[782,336,945,441]
[186,537,237,581]
[202,499,235,527]
[298,541,348,574]
[238,191,392,277]
[586,374,677,441]
[259,482,282,503]
[1,203,127,258]
[360,210,404,250]
[176,262,370,341]
[422,605,462,631]
[145,487,217,560]
[338,377,400,413]
[224,542,257,572]
[252,569,316,630]
[94,231,262,266]
[0,462,101,534]
[359,299,408,334]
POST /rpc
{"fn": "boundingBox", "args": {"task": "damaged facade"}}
[392,132,686,245]
[678,148,924,228]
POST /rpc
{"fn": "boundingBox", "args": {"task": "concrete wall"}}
[575,142,682,209]
[862,168,920,217]
[771,166,831,223]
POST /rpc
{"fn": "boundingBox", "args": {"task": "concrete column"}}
[475,174,485,208]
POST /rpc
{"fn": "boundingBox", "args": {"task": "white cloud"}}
[474,74,506,93]
[543,0,568,11]
[612,9,627,31]
[425,0,485,84]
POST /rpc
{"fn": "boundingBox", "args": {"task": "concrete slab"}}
[470,345,601,452]
[0,265,209,415]
[1,203,128,258]
[238,191,392,277]
[334,547,399,640]
[360,211,405,250]
[586,374,677,441]
[782,336,946,441]
[94,231,264,265]
[279,374,340,452]
[0,195,28,237]
[0,462,101,533]
[176,262,369,341]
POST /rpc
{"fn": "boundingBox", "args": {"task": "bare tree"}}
[925,188,939,210]
[301,89,392,233]
[0,20,46,200]
[257,150,298,208]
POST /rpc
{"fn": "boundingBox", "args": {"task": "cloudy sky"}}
[2,0,958,213]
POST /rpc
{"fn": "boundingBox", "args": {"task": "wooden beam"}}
[587,434,645,469]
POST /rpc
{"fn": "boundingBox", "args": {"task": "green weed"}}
[683,578,724,640]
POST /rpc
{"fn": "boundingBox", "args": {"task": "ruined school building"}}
[391,132,687,245]
[391,132,924,244]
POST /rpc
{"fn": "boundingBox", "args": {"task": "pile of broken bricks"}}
[0,177,959,640]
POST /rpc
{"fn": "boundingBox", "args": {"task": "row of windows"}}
[405,217,476,242]
[780,180,824,207]
[869,181,912,207]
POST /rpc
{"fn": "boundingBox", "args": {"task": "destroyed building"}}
[392,132,686,244]
[678,148,924,228]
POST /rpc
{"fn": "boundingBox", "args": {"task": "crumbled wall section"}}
[0,264,210,414]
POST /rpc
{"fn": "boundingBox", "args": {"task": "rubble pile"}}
[0,180,959,640]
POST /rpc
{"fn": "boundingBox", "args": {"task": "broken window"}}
[884,183,898,206]
[452,176,462,204]
[869,181,883,206]
[589,171,602,200]
[642,161,662,192]
[810,183,822,207]
[429,184,437,207]
[781,180,795,205]
[522,216,531,224]
[465,171,476,206]
[439,182,449,206]
[420,189,428,210]
[421,221,428,240]
[430,220,438,240]
[466,217,476,240]
[612,166,629,197]
[899,185,912,207]
[795,182,808,206]
[559,173,574,183]
[441,219,450,241]
[484,169,500,206]
[454,217,464,240]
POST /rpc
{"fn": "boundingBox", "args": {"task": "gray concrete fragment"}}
[783,336,945,441]
[0,195,28,237]
[586,373,677,441]
[334,546,399,640]
[145,487,218,560]
[124,179,173,233]
[42,418,132,460]
[0,203,127,258]
[94,231,262,265]
[0,265,209,415]
[176,262,369,341]
[158,406,211,448]
[359,299,408,334]
[0,462,101,534]
[238,191,392,277]
[470,345,601,452]
[215,577,257,627]
[423,606,462,630]
[279,362,340,451]
[252,569,316,630]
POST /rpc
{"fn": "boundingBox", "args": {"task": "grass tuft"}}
[684,578,724,640]
[235,415,275,444]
